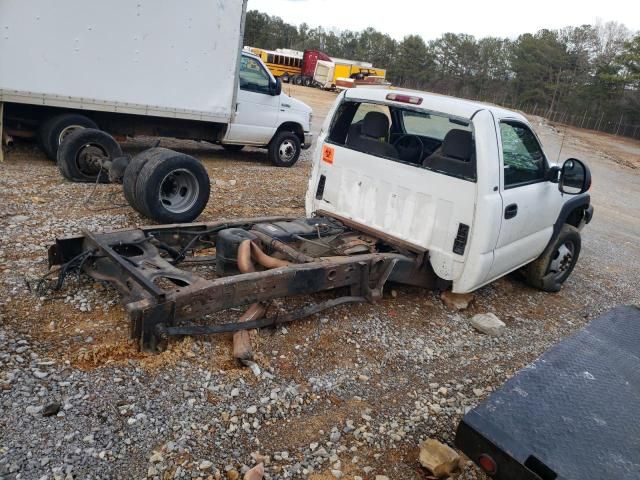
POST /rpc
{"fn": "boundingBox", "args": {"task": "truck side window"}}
[500,122,546,188]
[239,56,271,94]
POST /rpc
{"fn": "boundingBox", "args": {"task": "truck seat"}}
[346,112,399,159]
[422,129,474,178]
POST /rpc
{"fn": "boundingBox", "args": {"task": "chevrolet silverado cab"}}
[305,88,593,293]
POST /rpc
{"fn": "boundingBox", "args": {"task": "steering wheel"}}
[393,134,424,164]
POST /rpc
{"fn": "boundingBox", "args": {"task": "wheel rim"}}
[159,168,200,214]
[548,241,575,278]
[58,125,85,146]
[278,139,296,162]
[75,143,108,176]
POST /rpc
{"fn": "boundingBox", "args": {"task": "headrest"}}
[362,111,389,138]
[442,129,473,161]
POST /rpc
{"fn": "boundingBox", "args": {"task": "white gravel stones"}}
[470,313,506,336]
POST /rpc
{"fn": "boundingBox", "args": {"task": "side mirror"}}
[271,77,282,96]
[559,158,591,195]
[545,165,561,183]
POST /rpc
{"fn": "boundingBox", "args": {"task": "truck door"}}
[487,119,560,281]
[225,55,280,145]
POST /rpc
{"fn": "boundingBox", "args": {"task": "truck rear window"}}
[328,100,476,181]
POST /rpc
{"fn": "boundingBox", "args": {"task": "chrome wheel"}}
[58,125,85,146]
[548,242,574,278]
[159,168,200,214]
[278,139,297,162]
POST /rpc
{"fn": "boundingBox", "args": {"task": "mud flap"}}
[455,305,640,479]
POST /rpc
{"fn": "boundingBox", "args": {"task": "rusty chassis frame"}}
[48,216,436,351]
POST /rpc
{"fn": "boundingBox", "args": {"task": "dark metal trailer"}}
[455,305,640,480]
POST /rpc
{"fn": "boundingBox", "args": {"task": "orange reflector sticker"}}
[322,145,335,164]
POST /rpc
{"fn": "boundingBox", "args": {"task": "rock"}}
[246,406,257,415]
[375,476,390,480]
[26,405,43,415]
[470,313,505,336]
[440,291,474,310]
[331,469,342,478]
[149,451,164,463]
[227,469,240,480]
[42,402,61,417]
[419,439,460,478]
[200,460,213,471]
[244,463,264,480]
[33,369,49,379]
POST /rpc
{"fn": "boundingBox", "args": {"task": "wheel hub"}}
[159,169,200,214]
[549,243,574,275]
[279,140,295,161]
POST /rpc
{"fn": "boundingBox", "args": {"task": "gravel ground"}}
[1,87,639,479]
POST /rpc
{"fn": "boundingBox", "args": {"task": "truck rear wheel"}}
[57,128,119,183]
[122,148,167,211]
[38,113,98,161]
[268,131,301,167]
[525,224,581,292]
[303,77,312,87]
[134,149,210,223]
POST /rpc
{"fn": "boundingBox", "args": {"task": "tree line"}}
[244,11,640,138]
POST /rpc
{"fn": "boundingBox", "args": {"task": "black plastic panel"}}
[455,305,640,480]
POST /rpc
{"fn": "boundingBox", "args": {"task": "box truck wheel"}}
[268,131,301,167]
[57,129,120,183]
[134,149,210,223]
[222,144,245,152]
[38,113,98,161]
[122,148,166,212]
[303,77,312,87]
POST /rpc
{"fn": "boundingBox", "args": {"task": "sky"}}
[247,0,640,40]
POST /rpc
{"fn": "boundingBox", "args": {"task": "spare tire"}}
[57,128,120,183]
[134,149,210,223]
[39,113,98,161]
[123,147,169,213]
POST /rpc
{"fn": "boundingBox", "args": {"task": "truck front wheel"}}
[268,131,301,167]
[38,113,98,161]
[525,224,581,292]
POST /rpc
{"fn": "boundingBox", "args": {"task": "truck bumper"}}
[302,132,314,150]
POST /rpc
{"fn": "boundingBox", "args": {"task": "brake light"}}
[478,454,497,475]
[386,93,423,105]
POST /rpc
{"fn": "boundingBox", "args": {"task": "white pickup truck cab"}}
[306,88,593,293]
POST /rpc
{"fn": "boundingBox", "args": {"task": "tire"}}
[303,77,312,87]
[525,224,581,292]
[57,128,120,183]
[134,149,210,223]
[268,131,301,167]
[294,76,303,86]
[222,144,245,152]
[123,147,168,212]
[282,74,290,84]
[38,113,98,161]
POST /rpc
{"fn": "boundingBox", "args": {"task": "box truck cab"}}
[0,0,313,168]
[223,52,313,165]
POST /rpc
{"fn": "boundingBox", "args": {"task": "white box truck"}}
[0,0,313,167]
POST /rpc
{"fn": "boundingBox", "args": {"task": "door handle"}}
[504,203,518,219]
